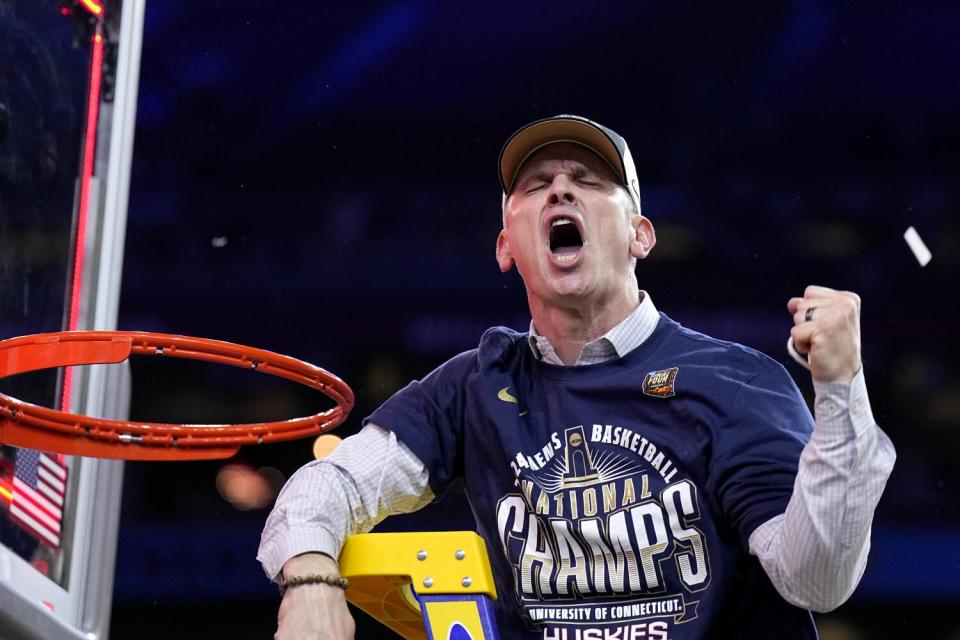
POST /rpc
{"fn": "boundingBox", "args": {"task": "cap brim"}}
[499,117,626,194]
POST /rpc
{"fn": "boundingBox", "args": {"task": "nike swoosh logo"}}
[498,387,527,416]
[498,387,519,404]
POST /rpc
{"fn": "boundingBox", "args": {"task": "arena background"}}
[28,1,958,637]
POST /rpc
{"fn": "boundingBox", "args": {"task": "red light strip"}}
[61,25,105,412]
[78,0,104,16]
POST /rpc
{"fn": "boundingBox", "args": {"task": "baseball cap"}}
[498,114,642,213]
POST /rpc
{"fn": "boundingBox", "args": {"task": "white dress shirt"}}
[258,292,896,612]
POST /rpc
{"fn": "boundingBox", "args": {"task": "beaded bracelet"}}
[280,573,350,596]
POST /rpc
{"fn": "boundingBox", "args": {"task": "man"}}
[259,115,896,639]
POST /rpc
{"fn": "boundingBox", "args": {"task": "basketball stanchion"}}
[339,531,500,640]
[0,331,354,460]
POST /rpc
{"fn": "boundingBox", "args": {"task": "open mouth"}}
[549,217,584,261]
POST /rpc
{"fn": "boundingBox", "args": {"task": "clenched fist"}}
[787,285,862,384]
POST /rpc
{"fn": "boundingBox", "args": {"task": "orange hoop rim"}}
[0,331,354,460]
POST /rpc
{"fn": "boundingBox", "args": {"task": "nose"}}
[546,174,577,206]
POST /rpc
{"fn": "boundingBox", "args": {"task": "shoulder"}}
[659,315,792,387]
[425,326,527,382]
[477,325,528,369]
[659,318,812,440]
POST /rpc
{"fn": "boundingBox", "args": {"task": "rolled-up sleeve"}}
[257,423,434,582]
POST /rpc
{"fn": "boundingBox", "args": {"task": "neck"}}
[529,286,641,365]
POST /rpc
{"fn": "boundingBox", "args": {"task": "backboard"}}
[0,1,143,637]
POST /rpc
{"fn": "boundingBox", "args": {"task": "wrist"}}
[811,367,858,385]
[282,552,340,580]
[280,572,349,596]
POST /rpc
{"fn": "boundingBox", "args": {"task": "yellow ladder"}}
[339,531,500,640]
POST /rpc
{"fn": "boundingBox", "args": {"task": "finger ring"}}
[805,307,816,322]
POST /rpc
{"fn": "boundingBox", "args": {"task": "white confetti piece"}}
[903,226,931,267]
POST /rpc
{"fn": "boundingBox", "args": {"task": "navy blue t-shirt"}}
[366,314,818,639]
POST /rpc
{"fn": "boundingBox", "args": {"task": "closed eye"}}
[523,182,546,194]
[571,168,602,187]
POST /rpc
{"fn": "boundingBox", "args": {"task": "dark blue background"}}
[82,0,960,637]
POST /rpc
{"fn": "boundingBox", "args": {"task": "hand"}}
[787,285,862,384]
[275,553,355,640]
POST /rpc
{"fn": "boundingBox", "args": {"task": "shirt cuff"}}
[257,525,341,583]
[811,366,876,442]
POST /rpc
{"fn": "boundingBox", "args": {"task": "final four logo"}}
[642,367,679,398]
[498,422,709,636]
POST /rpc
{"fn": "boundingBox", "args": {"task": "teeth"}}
[551,218,574,228]
[555,253,577,263]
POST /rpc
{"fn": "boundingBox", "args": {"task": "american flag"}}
[11,449,68,548]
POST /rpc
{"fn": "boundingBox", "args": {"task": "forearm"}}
[258,423,434,582]
[750,368,896,611]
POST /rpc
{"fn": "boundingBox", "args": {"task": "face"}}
[497,142,655,308]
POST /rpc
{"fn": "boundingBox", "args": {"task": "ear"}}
[629,215,656,260]
[496,229,514,272]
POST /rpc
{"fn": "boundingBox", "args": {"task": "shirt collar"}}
[527,291,659,366]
